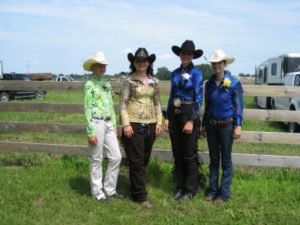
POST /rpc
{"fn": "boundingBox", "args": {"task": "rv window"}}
[271,63,277,76]
[286,57,300,73]
[294,75,300,86]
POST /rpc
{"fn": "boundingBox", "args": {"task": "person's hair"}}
[129,60,154,76]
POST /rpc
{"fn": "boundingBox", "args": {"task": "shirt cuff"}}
[234,117,242,126]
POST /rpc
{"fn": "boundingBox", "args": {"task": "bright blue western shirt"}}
[203,72,244,126]
[167,64,203,120]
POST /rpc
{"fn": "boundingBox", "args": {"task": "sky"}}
[0,0,300,75]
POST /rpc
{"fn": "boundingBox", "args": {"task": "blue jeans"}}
[206,124,233,201]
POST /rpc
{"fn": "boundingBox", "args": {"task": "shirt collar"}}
[211,71,231,82]
[180,62,194,73]
[91,74,104,81]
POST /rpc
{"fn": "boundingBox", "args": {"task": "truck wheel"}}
[266,97,272,109]
[288,122,297,133]
[288,107,297,133]
[0,92,9,102]
[36,91,45,100]
[271,98,276,110]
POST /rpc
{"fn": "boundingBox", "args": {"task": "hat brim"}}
[171,46,203,59]
[127,53,156,64]
[209,56,235,65]
[83,59,109,71]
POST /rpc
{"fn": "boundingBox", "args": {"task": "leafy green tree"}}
[155,67,171,80]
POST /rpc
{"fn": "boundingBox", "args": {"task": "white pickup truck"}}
[272,72,300,132]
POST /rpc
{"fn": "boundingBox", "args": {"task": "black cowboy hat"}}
[127,48,156,63]
[172,40,203,59]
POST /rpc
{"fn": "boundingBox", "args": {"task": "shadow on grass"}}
[69,176,90,196]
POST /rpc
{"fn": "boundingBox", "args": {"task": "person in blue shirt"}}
[202,49,244,204]
[163,40,203,201]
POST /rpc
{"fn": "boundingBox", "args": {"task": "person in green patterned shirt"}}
[83,51,123,204]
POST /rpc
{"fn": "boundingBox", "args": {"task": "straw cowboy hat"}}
[127,48,156,64]
[208,50,235,65]
[172,40,203,59]
[83,51,109,71]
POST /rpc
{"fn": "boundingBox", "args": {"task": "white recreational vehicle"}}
[255,53,300,109]
[0,60,3,79]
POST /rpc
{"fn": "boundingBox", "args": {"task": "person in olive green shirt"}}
[83,51,122,204]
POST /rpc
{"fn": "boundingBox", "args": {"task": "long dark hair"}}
[129,61,154,76]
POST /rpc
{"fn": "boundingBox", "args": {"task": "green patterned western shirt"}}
[84,75,117,137]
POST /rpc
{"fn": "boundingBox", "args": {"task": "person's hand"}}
[182,120,194,134]
[123,125,134,138]
[155,125,162,136]
[233,126,242,139]
[200,127,207,138]
[115,129,121,139]
[163,119,169,132]
[88,136,98,145]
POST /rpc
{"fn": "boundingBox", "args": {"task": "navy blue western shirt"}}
[166,64,203,121]
[202,72,244,126]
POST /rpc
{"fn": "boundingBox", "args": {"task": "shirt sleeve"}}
[202,81,209,126]
[190,70,203,121]
[119,79,131,127]
[232,80,244,126]
[84,81,96,137]
[153,79,162,126]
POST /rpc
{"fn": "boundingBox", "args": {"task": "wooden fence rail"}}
[1,121,300,145]
[1,103,300,122]
[1,141,300,168]
[1,81,300,97]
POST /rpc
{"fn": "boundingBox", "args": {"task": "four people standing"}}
[83,46,243,205]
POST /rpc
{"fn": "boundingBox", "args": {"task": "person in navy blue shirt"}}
[202,49,244,204]
[163,40,203,201]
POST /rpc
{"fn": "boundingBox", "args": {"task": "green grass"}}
[0,157,300,225]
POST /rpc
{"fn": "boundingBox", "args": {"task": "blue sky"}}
[0,0,299,75]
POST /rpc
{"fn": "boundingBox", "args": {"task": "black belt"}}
[92,116,111,121]
[208,118,233,126]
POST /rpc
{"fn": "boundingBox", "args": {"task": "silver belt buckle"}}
[173,98,182,107]
[174,109,181,114]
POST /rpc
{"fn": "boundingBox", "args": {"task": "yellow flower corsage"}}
[223,78,231,89]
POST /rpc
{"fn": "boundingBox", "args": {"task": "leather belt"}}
[92,116,111,121]
[208,118,233,126]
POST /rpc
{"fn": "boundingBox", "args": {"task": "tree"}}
[156,67,171,80]
[195,63,212,81]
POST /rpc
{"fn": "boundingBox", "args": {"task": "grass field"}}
[1,90,300,225]
[0,157,300,225]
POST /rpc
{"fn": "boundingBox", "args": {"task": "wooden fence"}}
[1,80,300,168]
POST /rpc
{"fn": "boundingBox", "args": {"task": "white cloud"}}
[120,48,133,54]
[157,53,173,60]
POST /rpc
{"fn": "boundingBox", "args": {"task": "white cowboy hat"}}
[208,49,235,65]
[83,51,109,71]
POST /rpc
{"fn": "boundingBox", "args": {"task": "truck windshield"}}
[286,57,300,73]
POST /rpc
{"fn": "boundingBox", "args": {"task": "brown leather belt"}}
[208,118,233,126]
